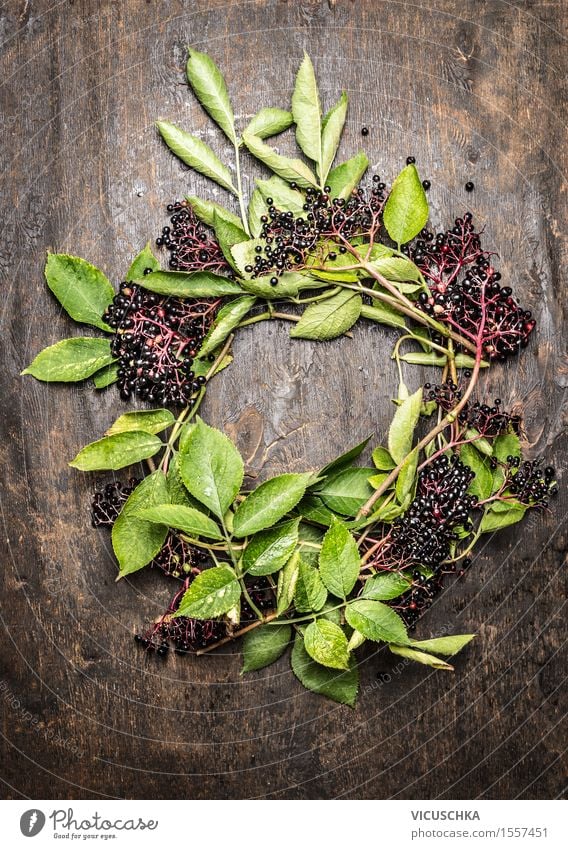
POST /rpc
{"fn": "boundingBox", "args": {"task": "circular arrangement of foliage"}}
[23,50,558,707]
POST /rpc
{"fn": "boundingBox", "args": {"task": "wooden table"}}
[1,0,566,800]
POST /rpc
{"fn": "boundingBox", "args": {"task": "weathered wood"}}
[0,0,566,800]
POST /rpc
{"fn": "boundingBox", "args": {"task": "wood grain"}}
[0,0,566,800]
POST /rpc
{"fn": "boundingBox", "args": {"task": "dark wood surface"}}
[1,0,566,800]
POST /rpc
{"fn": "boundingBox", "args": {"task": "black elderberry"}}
[422,179,431,190]
[103,279,221,405]
[136,579,228,655]
[411,214,536,361]
[361,126,369,136]
[506,459,557,507]
[91,479,139,526]
[465,181,475,192]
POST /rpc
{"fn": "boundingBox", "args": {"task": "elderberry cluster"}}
[395,570,448,628]
[156,201,231,275]
[91,479,139,526]
[153,533,209,579]
[505,460,558,507]
[388,455,476,570]
[91,481,208,578]
[104,282,217,404]
[367,455,477,627]
[411,214,536,360]
[246,181,387,281]
[136,575,275,656]
[424,381,521,437]
[137,585,228,656]
[241,577,275,622]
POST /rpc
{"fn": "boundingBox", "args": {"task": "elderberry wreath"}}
[23,50,558,707]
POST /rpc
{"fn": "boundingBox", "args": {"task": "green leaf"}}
[186,48,236,143]
[45,253,115,333]
[320,600,343,626]
[368,255,423,284]
[383,164,429,246]
[134,504,223,540]
[395,447,418,504]
[44,253,115,332]
[92,361,119,389]
[178,421,197,455]
[370,499,406,523]
[240,271,327,299]
[309,269,357,284]
[247,188,266,237]
[326,151,368,199]
[305,243,359,281]
[347,629,366,651]
[241,625,292,672]
[212,211,248,270]
[255,176,306,213]
[421,400,438,417]
[112,471,169,577]
[460,442,493,500]
[304,619,349,669]
[368,473,389,489]
[242,131,318,188]
[316,466,375,516]
[291,633,358,706]
[361,572,412,600]
[389,644,454,670]
[399,352,447,366]
[106,409,175,437]
[492,432,521,490]
[233,472,313,537]
[296,495,337,527]
[198,295,256,358]
[291,52,322,174]
[179,418,244,520]
[319,436,372,478]
[290,289,362,341]
[479,502,526,533]
[186,196,243,230]
[126,243,160,282]
[277,551,300,614]
[242,519,300,576]
[294,560,328,613]
[175,565,241,619]
[137,270,243,298]
[166,453,204,511]
[345,599,409,644]
[409,634,476,656]
[69,431,162,471]
[454,354,487,369]
[228,238,264,277]
[244,107,293,139]
[320,91,347,184]
[23,337,115,383]
[372,446,396,471]
[367,243,395,261]
[360,301,407,330]
[493,432,521,464]
[319,517,360,598]
[157,120,236,193]
[297,523,324,566]
[388,387,422,464]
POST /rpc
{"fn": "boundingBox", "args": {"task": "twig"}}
[196,611,279,655]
